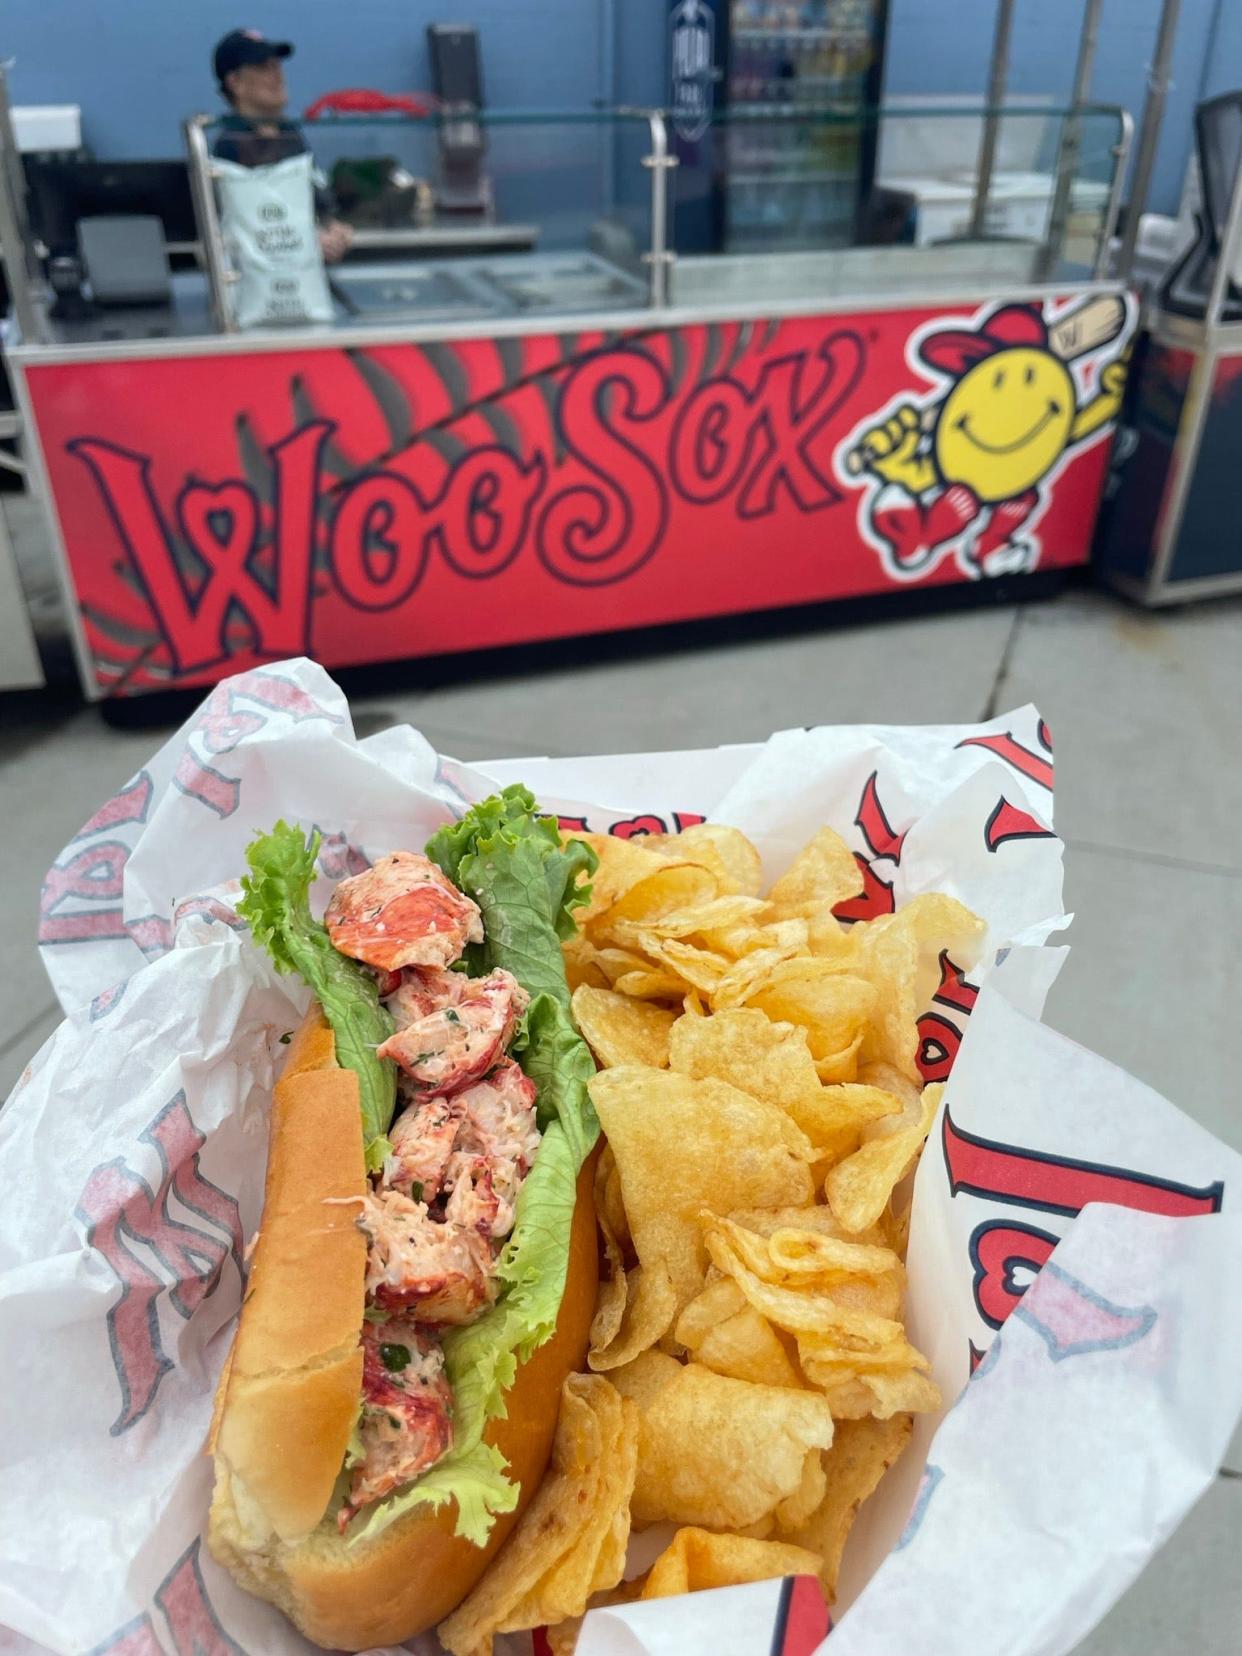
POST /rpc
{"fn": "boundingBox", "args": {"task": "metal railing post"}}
[640,109,677,310]
[1202,140,1242,330]
[1038,0,1104,280]
[0,64,42,343]
[182,115,237,334]
[968,0,1017,241]
[1115,0,1182,279]
[1095,109,1134,280]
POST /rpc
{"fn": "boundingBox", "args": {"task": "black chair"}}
[1160,90,1242,321]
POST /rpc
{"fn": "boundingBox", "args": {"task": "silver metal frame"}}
[0,65,42,345]
[1100,149,1242,606]
[183,115,237,334]
[640,110,676,309]
[1095,109,1133,280]
[7,275,1131,370]
[7,350,98,694]
[968,0,1016,242]
[1039,0,1102,282]
[1116,0,1182,277]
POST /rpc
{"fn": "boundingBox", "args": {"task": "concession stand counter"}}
[3,99,1137,700]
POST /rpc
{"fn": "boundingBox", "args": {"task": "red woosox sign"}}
[25,295,1133,696]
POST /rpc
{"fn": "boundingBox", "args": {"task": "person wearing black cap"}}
[211,28,352,263]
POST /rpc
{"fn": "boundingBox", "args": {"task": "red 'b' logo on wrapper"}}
[76,1092,243,1434]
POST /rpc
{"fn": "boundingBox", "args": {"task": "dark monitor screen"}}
[427,24,483,108]
[24,158,198,255]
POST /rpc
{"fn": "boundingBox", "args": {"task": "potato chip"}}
[702,1219,913,1371]
[702,1217,907,1334]
[708,942,813,1010]
[715,1225,907,1324]
[748,970,877,1064]
[690,1311,799,1392]
[594,1144,631,1257]
[813,1037,865,1085]
[852,913,920,1078]
[775,1449,828,1530]
[858,1059,922,1112]
[613,965,688,1000]
[728,1205,882,1246]
[790,1085,904,1163]
[673,1274,747,1348]
[767,827,864,910]
[802,911,860,960]
[779,1415,913,1600]
[590,1068,815,1314]
[797,1357,940,1419]
[633,934,729,994]
[438,1375,638,1656]
[563,933,611,992]
[593,864,721,942]
[668,1006,822,1119]
[824,1085,942,1234]
[735,1515,778,1540]
[574,833,680,924]
[611,1351,834,1530]
[767,1226,901,1281]
[590,945,657,985]
[647,823,764,896]
[641,1527,823,1600]
[589,1261,679,1372]
[572,985,676,1070]
[590,1217,627,1356]
[623,894,769,940]
[880,1196,912,1260]
[699,915,810,958]
[797,1323,929,1373]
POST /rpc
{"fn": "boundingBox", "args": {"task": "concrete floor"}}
[1,580,1239,1653]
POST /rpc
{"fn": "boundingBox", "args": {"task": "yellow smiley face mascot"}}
[846,298,1129,578]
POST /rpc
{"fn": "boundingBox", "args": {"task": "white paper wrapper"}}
[3,658,1239,1656]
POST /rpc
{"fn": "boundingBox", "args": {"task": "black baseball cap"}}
[213,29,293,88]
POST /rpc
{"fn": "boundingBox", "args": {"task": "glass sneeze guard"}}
[667,101,1129,310]
[187,107,663,335]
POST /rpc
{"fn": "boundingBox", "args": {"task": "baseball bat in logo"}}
[76,1092,244,1435]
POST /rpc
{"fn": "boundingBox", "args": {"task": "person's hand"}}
[318,220,354,264]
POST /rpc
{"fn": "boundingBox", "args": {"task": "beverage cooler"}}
[668,0,890,253]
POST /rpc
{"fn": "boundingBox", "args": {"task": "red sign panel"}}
[26,296,1132,695]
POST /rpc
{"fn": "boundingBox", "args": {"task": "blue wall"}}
[4,3,614,156]
[4,1,1239,218]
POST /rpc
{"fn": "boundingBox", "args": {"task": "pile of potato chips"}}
[441,822,984,1655]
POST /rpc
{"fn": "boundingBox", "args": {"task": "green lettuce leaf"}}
[428,784,596,1002]
[237,821,396,1171]
[354,789,599,1546]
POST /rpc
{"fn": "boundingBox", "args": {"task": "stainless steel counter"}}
[28,249,648,350]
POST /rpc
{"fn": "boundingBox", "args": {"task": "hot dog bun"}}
[207,1004,599,1650]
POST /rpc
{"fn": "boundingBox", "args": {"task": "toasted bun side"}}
[209,1006,367,1546]
[209,1006,600,1652]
